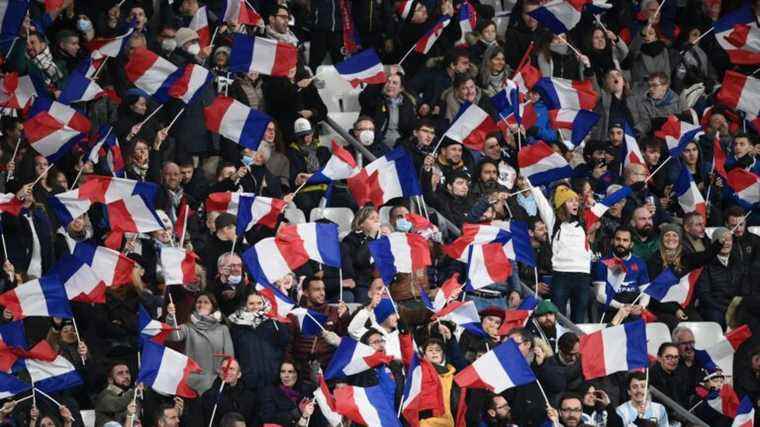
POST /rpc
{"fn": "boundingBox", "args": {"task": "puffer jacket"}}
[229,316,290,389]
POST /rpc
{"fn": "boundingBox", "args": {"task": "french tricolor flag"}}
[86,126,125,178]
[455,1,478,47]
[236,195,287,233]
[513,59,542,95]
[307,141,360,184]
[642,268,702,308]
[534,77,598,111]
[701,384,741,418]
[275,223,342,268]
[580,320,648,380]
[494,221,536,266]
[0,1,28,42]
[72,242,136,287]
[230,34,298,77]
[584,185,632,232]
[717,71,760,129]
[58,70,103,104]
[432,273,462,311]
[347,147,422,207]
[86,27,134,61]
[713,4,760,65]
[221,0,263,26]
[204,96,272,150]
[491,81,521,124]
[243,237,296,285]
[24,353,82,394]
[655,115,704,156]
[325,337,393,379]
[334,384,401,427]
[622,121,646,169]
[674,161,706,217]
[444,102,499,151]
[160,247,199,286]
[548,108,600,147]
[400,353,446,427]
[138,305,174,344]
[50,254,107,304]
[49,191,92,226]
[498,296,539,335]
[733,396,754,427]
[125,48,209,104]
[0,372,30,400]
[528,0,610,34]
[205,191,254,214]
[78,175,158,205]
[414,15,451,54]
[314,374,343,427]
[695,324,752,375]
[436,300,481,328]
[189,6,211,48]
[368,232,432,285]
[167,63,212,104]
[443,224,510,262]
[24,98,91,161]
[289,307,327,337]
[0,276,73,320]
[254,282,295,322]
[726,168,760,207]
[138,341,202,398]
[396,0,413,19]
[518,140,573,186]
[106,194,164,234]
[0,73,38,109]
[466,243,513,290]
[0,194,23,216]
[335,49,387,88]
[455,339,536,392]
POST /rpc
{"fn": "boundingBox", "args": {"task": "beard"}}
[613,245,630,258]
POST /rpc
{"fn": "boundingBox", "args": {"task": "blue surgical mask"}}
[241,155,254,167]
[77,19,92,32]
[396,218,413,232]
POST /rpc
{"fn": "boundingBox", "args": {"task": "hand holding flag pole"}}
[31,164,54,188]
[71,317,87,366]
[7,137,20,182]
[179,203,190,248]
[33,388,76,422]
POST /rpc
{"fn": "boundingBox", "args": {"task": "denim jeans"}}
[550,271,591,324]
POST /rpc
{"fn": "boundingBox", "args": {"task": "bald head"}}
[624,164,647,186]
[162,162,181,190]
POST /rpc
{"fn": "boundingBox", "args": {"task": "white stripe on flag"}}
[251,39,276,74]
[16,279,48,317]
[299,223,324,264]
[153,348,185,394]
[602,325,628,373]
[219,100,248,142]
[354,388,382,426]
[26,356,76,383]
[388,234,413,273]
[473,350,512,391]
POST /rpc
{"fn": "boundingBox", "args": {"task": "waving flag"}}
[335,384,402,427]
[713,136,728,179]
[0,1,28,39]
[698,383,741,418]
[221,0,263,26]
[714,5,760,65]
[396,0,414,19]
[242,237,297,285]
[466,243,513,290]
[444,102,499,151]
[528,0,611,34]
[204,96,272,150]
[138,341,201,398]
[314,374,343,427]
[0,276,72,319]
[584,185,632,232]
[24,98,91,161]
[549,108,600,146]
[87,27,134,60]
[206,191,248,214]
[24,354,82,394]
[733,396,755,427]
[0,373,30,399]
[307,141,360,184]
[455,339,536,392]
[726,168,760,207]
[643,267,702,307]
[289,307,327,337]
[622,122,646,168]
[230,34,297,77]
[495,220,536,266]
[255,282,295,322]
[50,254,107,303]
[335,49,386,88]
[0,194,23,216]
[513,55,542,95]
[455,1,478,47]
[236,195,287,233]
[275,223,341,268]
[189,6,211,48]
[400,353,445,427]
[695,324,752,376]
[72,242,136,287]
[347,147,422,207]
[59,70,103,104]
[138,305,174,344]
[432,273,462,311]
[655,116,704,156]
[78,175,158,205]
[50,191,91,225]
[443,224,510,261]
[491,81,521,123]
[498,296,539,335]
[125,48,209,103]
[414,15,451,54]
[86,126,125,177]
[436,300,480,328]
[368,232,432,284]
[106,194,164,234]
[580,320,648,379]
[160,247,199,285]
[325,337,393,379]
[534,77,598,111]
[168,63,212,104]
[674,162,706,216]
[717,71,760,130]
[0,73,38,109]
[518,140,573,186]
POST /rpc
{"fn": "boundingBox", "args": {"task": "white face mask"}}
[227,274,242,285]
[77,19,93,32]
[161,38,177,52]
[186,43,201,56]
[359,130,375,146]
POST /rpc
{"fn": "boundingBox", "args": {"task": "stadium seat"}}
[283,206,306,224]
[315,65,363,113]
[646,322,671,356]
[310,207,354,238]
[81,410,95,427]
[677,321,724,349]
[575,323,606,334]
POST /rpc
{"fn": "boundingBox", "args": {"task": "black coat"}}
[358,84,417,144]
[259,381,327,427]
[648,363,693,409]
[263,77,327,143]
[340,230,376,288]
[1,208,55,276]
[200,378,258,427]
[696,255,745,314]
[229,319,290,389]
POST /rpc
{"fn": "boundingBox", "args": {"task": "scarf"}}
[299,143,321,173]
[264,26,299,46]
[189,310,222,330]
[280,384,300,403]
[640,41,666,57]
[339,0,360,54]
[228,299,273,329]
[31,46,64,82]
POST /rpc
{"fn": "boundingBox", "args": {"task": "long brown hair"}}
[659,232,684,271]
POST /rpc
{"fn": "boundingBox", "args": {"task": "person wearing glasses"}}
[545,393,585,427]
[628,72,683,137]
[649,343,693,418]
[616,372,669,427]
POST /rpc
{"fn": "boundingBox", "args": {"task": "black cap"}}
[608,121,624,130]
[215,212,236,230]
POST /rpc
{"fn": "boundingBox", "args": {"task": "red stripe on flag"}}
[0,291,22,319]
[726,324,752,350]
[580,331,607,379]
[24,112,64,143]
[124,48,161,83]
[203,97,234,134]
[275,234,309,270]
[258,198,287,229]
[271,43,298,77]
[176,357,202,398]
[181,251,199,284]
[107,200,139,232]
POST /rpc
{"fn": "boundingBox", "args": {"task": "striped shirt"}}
[616,400,669,427]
